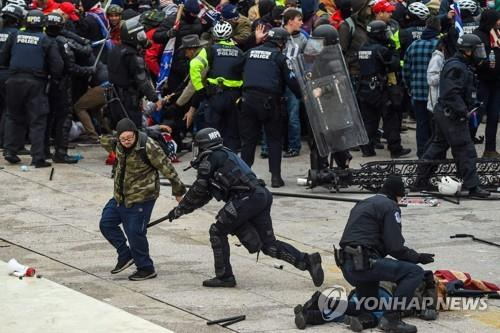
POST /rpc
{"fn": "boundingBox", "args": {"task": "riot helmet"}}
[25,9,45,29]
[266,27,289,47]
[457,33,487,61]
[45,12,65,36]
[312,24,339,46]
[367,20,390,42]
[1,4,25,22]
[192,128,223,158]
[121,16,149,48]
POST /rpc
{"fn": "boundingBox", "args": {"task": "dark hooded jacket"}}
[473,9,500,82]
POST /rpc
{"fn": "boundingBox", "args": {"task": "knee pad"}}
[234,224,262,254]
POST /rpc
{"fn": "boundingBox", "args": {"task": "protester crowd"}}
[0,0,498,183]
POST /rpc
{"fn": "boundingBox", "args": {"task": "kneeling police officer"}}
[336,175,434,333]
[167,128,324,288]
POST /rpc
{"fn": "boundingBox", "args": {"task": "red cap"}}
[59,2,80,21]
[372,0,396,13]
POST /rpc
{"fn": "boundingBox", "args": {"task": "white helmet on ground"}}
[438,176,463,195]
[457,0,477,14]
[408,2,430,21]
[212,21,233,40]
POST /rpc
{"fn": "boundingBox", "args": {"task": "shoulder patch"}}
[394,211,401,224]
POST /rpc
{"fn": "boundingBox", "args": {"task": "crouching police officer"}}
[358,20,411,158]
[0,9,63,167]
[240,27,302,188]
[418,34,490,198]
[336,175,434,333]
[167,128,324,288]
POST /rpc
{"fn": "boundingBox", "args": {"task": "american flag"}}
[452,2,464,37]
[156,37,176,94]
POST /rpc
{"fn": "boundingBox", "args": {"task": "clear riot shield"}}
[292,44,368,156]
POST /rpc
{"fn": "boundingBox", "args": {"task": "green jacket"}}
[101,134,186,207]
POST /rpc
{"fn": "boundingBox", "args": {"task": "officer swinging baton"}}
[450,234,500,248]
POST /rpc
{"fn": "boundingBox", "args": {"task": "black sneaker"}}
[31,160,52,168]
[294,304,307,330]
[271,175,285,188]
[202,275,236,288]
[391,148,411,159]
[128,269,157,281]
[284,150,300,158]
[5,153,21,164]
[469,186,490,198]
[306,252,324,287]
[344,313,378,332]
[110,257,134,274]
[18,148,30,155]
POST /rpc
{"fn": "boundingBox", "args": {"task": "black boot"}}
[468,186,490,198]
[53,153,79,164]
[31,160,52,168]
[294,304,307,329]
[271,174,285,188]
[202,275,236,288]
[378,312,417,333]
[391,148,412,159]
[305,253,324,287]
[344,313,378,332]
[4,152,20,164]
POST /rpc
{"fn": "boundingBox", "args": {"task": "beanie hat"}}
[116,118,138,136]
[184,0,200,14]
[82,0,99,12]
[425,15,441,32]
[221,4,239,20]
[379,175,405,201]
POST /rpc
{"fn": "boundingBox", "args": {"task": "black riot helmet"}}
[1,4,25,22]
[457,33,487,61]
[366,20,390,42]
[312,24,339,46]
[266,27,289,47]
[45,12,65,37]
[120,16,149,48]
[25,9,45,29]
[192,128,223,158]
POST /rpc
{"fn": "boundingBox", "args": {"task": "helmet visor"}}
[474,43,487,60]
[192,142,199,159]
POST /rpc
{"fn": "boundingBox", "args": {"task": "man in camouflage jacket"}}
[99,118,186,281]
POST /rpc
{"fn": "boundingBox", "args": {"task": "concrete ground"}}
[0,124,499,333]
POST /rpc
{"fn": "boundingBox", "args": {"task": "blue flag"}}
[156,37,176,94]
[453,2,464,37]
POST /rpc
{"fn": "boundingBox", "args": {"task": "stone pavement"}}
[0,127,499,333]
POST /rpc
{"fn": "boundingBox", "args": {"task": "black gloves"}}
[166,28,177,38]
[417,253,435,265]
[167,207,183,222]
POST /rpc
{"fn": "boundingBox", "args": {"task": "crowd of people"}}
[0,0,498,185]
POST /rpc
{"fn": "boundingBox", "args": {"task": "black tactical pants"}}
[203,88,240,151]
[47,78,72,156]
[341,257,424,312]
[239,90,283,176]
[4,75,49,163]
[0,70,9,148]
[209,186,307,278]
[358,86,402,154]
[420,111,480,189]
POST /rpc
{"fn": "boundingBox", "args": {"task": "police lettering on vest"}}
[249,50,272,59]
[17,34,40,45]
[358,50,372,59]
[9,31,46,75]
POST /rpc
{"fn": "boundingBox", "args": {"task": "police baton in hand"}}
[147,215,171,228]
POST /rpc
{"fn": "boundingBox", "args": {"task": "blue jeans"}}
[412,99,432,158]
[285,87,301,152]
[99,198,156,270]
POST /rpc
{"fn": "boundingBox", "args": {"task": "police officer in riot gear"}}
[0,4,23,149]
[167,128,324,288]
[418,34,490,198]
[306,24,353,171]
[240,27,302,188]
[337,175,434,333]
[189,21,244,150]
[45,12,95,163]
[0,9,63,167]
[108,17,159,129]
[358,20,411,158]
